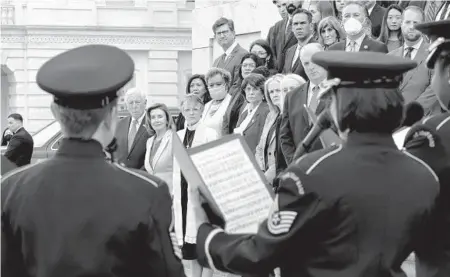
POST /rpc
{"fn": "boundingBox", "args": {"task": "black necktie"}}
[404,47,414,59]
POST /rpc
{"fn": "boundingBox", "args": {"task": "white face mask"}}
[209,85,228,100]
[344,17,363,36]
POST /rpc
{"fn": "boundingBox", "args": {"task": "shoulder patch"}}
[267,195,298,235]
[114,163,159,188]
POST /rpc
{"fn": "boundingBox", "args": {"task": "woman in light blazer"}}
[172,94,218,277]
[199,67,233,138]
[144,103,176,192]
[234,73,270,154]
[255,74,284,185]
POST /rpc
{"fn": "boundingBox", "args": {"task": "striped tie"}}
[425,0,440,22]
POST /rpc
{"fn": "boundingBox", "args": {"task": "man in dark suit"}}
[403,19,450,277]
[267,0,302,72]
[280,43,328,165]
[389,6,439,115]
[212,17,248,89]
[115,87,153,169]
[281,8,315,81]
[397,0,427,10]
[329,1,388,53]
[3,113,33,167]
[363,0,386,38]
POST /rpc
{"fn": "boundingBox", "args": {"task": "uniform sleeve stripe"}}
[306,145,343,175]
[0,162,40,183]
[204,228,223,272]
[437,116,450,131]
[113,163,159,188]
[403,151,439,182]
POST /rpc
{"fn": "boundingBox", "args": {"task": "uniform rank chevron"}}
[268,211,298,235]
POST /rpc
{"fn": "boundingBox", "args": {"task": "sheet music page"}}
[190,138,273,234]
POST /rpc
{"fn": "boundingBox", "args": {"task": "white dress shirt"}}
[404,37,423,60]
[291,36,313,68]
[234,103,261,135]
[345,34,366,52]
[436,1,450,20]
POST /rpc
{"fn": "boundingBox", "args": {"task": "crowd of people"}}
[1,1,450,277]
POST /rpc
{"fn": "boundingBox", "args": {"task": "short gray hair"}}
[205,67,232,88]
[300,42,324,57]
[180,94,204,110]
[124,87,146,103]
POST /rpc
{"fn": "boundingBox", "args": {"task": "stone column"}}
[147,50,179,108]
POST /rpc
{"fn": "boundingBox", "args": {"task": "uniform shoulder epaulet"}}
[292,144,343,175]
[113,163,160,188]
[404,114,450,149]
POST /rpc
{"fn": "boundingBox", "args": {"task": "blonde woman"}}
[172,94,218,277]
[144,103,176,192]
[254,74,284,185]
[280,74,306,113]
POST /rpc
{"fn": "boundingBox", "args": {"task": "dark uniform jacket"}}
[3,127,33,167]
[404,112,450,277]
[1,139,185,277]
[196,133,439,277]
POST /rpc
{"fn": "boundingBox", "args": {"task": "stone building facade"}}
[1,0,194,133]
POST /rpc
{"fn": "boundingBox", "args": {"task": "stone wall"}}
[191,0,281,75]
[1,0,193,133]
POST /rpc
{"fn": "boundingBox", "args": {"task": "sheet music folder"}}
[173,132,274,234]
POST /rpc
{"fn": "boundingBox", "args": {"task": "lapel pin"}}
[364,45,368,50]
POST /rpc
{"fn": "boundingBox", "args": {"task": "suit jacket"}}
[172,125,218,246]
[222,91,246,136]
[115,116,153,169]
[279,82,324,165]
[235,102,270,154]
[213,43,248,88]
[4,127,33,167]
[281,39,317,80]
[328,35,388,53]
[267,18,298,72]
[369,3,386,39]
[397,0,427,10]
[144,130,174,191]
[389,41,440,115]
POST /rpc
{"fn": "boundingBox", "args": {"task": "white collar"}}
[368,4,376,15]
[404,37,423,51]
[186,120,201,131]
[225,41,238,57]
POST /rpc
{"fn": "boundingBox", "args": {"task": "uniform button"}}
[127,158,130,161]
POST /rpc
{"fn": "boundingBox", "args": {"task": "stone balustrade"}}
[1,0,192,28]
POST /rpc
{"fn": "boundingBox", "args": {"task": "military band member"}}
[195,51,440,277]
[403,20,450,277]
[1,45,185,277]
